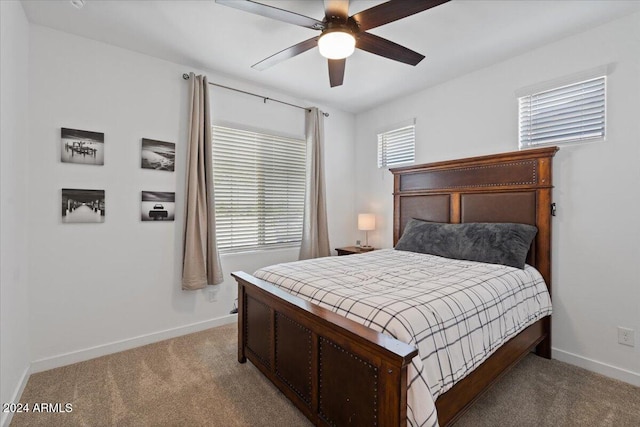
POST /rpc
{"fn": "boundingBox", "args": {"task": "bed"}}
[232,146,558,426]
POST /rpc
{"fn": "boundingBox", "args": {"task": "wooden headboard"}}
[390,147,558,289]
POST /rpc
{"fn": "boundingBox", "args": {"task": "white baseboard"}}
[552,347,640,387]
[1,365,31,427]
[30,314,237,374]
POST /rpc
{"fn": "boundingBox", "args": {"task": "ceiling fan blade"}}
[328,58,346,87]
[216,0,324,30]
[356,32,424,66]
[324,0,349,21]
[352,0,450,31]
[252,37,320,70]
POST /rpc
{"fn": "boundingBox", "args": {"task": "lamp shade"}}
[358,213,375,231]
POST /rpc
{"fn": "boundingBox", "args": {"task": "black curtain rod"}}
[182,73,329,117]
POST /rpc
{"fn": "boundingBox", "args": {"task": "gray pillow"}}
[395,219,537,269]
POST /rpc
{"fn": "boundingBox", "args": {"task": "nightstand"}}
[335,246,376,256]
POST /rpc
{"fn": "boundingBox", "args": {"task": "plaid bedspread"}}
[254,249,552,427]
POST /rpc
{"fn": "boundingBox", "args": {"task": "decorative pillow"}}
[394,219,537,269]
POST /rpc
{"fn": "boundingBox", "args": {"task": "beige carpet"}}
[11,323,640,427]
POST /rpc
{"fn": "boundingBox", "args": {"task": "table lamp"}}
[358,213,375,248]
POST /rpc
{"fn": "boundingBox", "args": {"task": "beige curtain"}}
[299,107,330,260]
[182,73,223,290]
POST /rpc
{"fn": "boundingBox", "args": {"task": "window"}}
[377,122,415,168]
[519,76,606,148]
[212,125,306,252]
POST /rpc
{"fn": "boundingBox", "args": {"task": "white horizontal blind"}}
[212,126,306,252]
[519,76,605,147]
[377,124,415,168]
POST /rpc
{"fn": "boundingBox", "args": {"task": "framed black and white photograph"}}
[141,138,175,171]
[61,189,105,223]
[61,128,104,165]
[141,191,175,221]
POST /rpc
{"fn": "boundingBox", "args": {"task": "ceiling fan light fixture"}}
[318,31,356,60]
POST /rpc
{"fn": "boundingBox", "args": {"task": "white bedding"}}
[254,249,552,427]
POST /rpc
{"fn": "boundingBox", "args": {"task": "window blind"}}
[519,76,605,147]
[212,126,306,252]
[377,124,415,168]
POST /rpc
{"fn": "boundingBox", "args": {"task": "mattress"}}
[254,249,552,427]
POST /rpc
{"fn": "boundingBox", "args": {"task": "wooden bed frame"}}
[232,146,558,426]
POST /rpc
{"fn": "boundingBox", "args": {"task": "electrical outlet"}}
[208,289,218,303]
[618,327,635,347]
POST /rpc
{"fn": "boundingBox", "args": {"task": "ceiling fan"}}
[216,0,450,87]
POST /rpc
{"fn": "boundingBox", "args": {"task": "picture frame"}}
[141,191,175,221]
[61,128,105,166]
[141,138,175,171]
[61,188,105,223]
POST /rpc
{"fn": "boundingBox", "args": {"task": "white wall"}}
[27,25,356,369]
[355,13,640,385]
[0,2,31,425]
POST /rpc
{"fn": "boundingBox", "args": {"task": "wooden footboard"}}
[233,271,418,426]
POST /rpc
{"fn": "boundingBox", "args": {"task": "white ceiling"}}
[21,0,640,113]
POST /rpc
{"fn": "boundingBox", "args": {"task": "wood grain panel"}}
[461,192,538,265]
[275,313,312,406]
[399,160,537,191]
[397,194,450,243]
[246,296,272,368]
[319,337,379,426]
[461,192,536,224]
